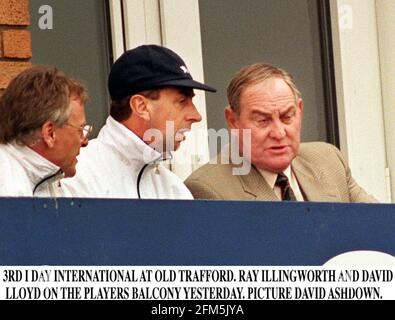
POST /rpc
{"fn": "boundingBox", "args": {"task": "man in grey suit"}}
[185,63,376,202]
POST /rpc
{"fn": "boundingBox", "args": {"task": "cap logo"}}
[180,66,189,74]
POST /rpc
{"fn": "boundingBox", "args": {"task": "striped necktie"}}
[275,172,297,201]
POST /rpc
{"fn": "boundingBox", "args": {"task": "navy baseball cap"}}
[108,45,216,100]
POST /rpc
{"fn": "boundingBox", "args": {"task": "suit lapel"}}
[238,166,279,201]
[228,141,340,201]
[226,144,279,201]
[292,156,340,202]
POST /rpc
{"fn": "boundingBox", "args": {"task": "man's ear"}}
[224,106,239,129]
[298,98,304,115]
[130,95,151,122]
[41,121,56,148]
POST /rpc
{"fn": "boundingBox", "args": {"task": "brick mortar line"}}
[0,25,29,29]
[0,57,31,62]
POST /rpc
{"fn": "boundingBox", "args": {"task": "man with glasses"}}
[64,123,92,140]
[0,66,90,196]
[55,44,216,198]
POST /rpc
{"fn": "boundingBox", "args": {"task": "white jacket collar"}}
[7,142,62,189]
[98,116,171,164]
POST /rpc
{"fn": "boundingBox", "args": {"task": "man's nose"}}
[81,137,89,147]
[187,103,202,123]
[269,119,286,139]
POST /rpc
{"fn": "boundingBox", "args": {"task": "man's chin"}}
[63,168,76,178]
[168,140,182,152]
[255,160,292,173]
[173,142,182,151]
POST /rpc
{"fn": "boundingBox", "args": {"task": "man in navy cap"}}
[52,45,216,199]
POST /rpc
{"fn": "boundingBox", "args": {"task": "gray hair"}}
[227,63,301,114]
[0,66,88,144]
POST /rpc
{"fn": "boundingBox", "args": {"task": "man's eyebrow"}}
[280,105,296,114]
[250,110,272,117]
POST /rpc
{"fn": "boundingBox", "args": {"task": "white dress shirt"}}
[257,166,304,201]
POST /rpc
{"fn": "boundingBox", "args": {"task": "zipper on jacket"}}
[33,169,63,195]
[137,164,149,199]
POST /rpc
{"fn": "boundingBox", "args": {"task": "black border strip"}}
[104,0,115,65]
[317,0,340,147]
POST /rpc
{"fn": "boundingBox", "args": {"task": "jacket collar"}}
[97,116,170,165]
[237,156,339,202]
[238,166,279,201]
[6,142,62,191]
[221,144,279,200]
[292,155,340,201]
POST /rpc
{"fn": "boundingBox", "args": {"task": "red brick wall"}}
[0,0,32,94]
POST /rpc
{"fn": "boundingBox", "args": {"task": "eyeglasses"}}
[64,123,93,139]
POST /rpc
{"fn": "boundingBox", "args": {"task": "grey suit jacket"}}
[185,142,377,203]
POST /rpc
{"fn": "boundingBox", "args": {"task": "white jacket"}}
[0,142,62,197]
[53,116,193,199]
